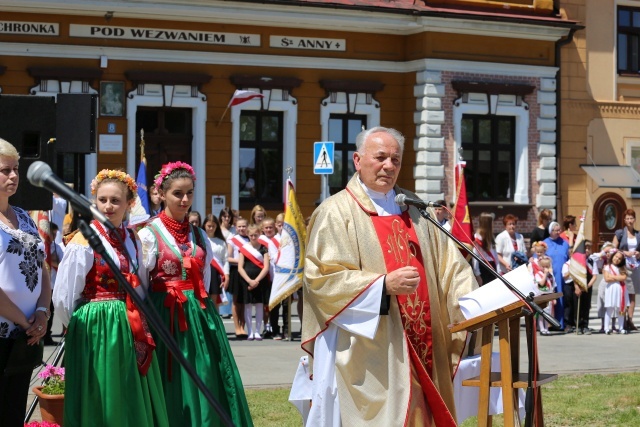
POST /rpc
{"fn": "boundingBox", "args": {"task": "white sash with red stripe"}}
[258,235,270,249]
[211,256,225,278]
[239,242,264,269]
[229,235,249,259]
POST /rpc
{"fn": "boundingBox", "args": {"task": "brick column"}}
[414,69,445,201]
[536,77,557,217]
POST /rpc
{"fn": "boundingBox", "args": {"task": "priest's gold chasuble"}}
[302,175,477,426]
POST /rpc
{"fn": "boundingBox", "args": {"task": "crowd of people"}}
[0,134,300,426]
[2,122,640,426]
[465,207,639,336]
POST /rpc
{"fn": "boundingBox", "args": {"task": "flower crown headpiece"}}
[91,169,137,195]
[532,241,548,249]
[154,161,196,189]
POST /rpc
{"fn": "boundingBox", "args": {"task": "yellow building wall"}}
[407,32,555,66]
[0,9,564,218]
[561,0,640,242]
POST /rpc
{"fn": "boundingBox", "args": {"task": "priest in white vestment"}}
[300,126,477,426]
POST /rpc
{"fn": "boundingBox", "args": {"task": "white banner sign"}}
[0,21,59,35]
[98,134,123,154]
[70,24,260,47]
[270,36,345,51]
[211,195,226,219]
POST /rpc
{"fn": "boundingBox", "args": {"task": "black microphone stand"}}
[415,206,560,427]
[72,213,235,427]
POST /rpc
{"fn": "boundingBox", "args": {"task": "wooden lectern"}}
[450,293,560,427]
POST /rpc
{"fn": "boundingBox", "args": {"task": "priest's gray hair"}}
[355,127,405,154]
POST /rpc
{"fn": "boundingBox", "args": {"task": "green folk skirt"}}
[148,289,253,427]
[64,299,169,427]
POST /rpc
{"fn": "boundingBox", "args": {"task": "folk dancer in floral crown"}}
[138,162,253,426]
[53,169,169,427]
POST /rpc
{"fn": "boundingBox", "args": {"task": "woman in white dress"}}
[603,251,630,334]
[613,208,640,331]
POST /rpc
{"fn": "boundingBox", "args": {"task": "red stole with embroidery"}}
[371,211,456,427]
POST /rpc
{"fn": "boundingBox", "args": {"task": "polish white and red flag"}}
[227,90,264,107]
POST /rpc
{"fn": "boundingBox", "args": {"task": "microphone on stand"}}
[27,161,116,231]
[395,194,442,209]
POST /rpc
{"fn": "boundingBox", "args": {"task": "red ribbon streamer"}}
[123,273,156,376]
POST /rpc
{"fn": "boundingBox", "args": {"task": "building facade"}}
[0,0,575,227]
[560,0,640,247]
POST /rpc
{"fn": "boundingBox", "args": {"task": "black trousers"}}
[563,282,577,327]
[573,286,593,329]
[0,338,31,427]
[268,298,289,335]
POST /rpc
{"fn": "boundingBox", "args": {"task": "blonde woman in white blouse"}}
[0,138,51,426]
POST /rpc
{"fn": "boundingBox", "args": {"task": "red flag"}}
[30,211,52,270]
[451,161,474,247]
[569,213,588,291]
[227,90,264,107]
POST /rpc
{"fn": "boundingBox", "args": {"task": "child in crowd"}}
[250,205,267,226]
[472,212,498,287]
[203,214,230,311]
[218,207,235,240]
[575,240,598,334]
[534,256,555,335]
[228,218,249,338]
[562,252,577,332]
[238,224,270,341]
[529,241,548,265]
[188,210,201,228]
[592,242,615,332]
[603,251,629,334]
[54,169,169,426]
[275,212,284,235]
[148,184,163,216]
[259,217,281,339]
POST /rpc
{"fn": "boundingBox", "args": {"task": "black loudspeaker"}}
[56,93,97,153]
[0,95,56,211]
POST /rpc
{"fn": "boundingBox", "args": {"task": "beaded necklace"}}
[159,211,190,250]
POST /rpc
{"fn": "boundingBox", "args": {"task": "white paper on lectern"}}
[459,265,540,320]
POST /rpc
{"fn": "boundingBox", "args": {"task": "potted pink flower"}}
[33,365,65,425]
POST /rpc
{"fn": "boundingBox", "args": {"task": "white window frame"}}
[126,84,208,214]
[230,90,297,210]
[625,138,640,198]
[453,94,530,204]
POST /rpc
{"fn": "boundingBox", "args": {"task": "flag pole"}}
[217,105,231,127]
[285,166,294,341]
[576,294,581,335]
[140,128,146,164]
[287,295,293,341]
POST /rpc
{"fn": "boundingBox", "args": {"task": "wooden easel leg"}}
[534,387,544,427]
[498,319,516,427]
[478,325,494,427]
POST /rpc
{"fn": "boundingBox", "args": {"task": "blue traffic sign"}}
[313,141,335,175]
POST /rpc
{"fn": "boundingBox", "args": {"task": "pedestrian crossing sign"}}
[313,141,335,175]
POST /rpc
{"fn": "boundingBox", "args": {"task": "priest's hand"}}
[385,266,420,295]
